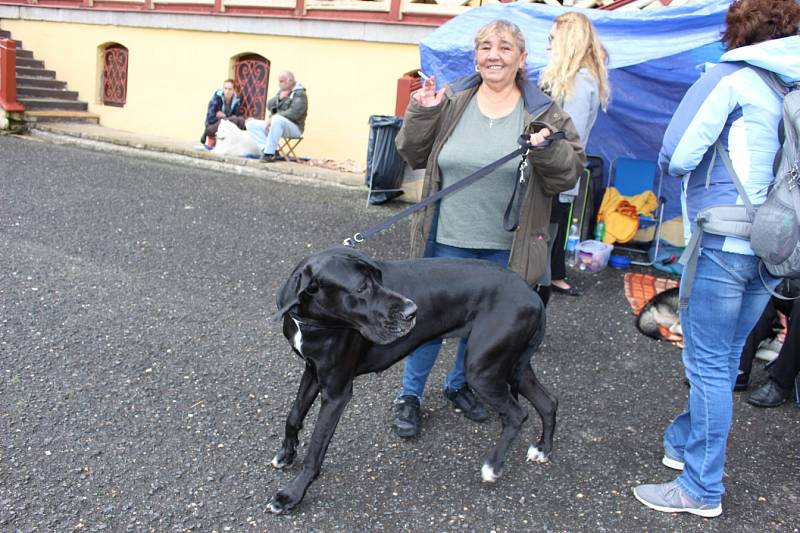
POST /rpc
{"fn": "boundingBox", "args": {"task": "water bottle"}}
[566,218,580,268]
[594,218,606,242]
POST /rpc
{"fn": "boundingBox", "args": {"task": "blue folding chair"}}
[606,157,666,266]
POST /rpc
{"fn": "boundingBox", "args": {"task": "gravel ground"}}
[1,135,798,532]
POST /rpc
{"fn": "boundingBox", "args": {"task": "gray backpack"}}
[679,68,800,305]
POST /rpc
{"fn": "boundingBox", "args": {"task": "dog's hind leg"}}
[483,394,528,483]
[517,363,558,463]
[470,382,528,483]
[272,362,320,469]
[467,344,528,483]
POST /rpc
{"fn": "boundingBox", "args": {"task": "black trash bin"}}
[365,115,405,205]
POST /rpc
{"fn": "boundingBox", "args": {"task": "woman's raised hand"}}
[412,76,445,107]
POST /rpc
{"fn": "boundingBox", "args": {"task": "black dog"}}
[268,246,557,513]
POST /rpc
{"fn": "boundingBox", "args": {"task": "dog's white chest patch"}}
[291,318,304,356]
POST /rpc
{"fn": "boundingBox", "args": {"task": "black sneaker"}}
[261,152,278,162]
[444,385,489,422]
[747,379,790,408]
[392,395,421,438]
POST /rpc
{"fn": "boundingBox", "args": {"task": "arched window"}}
[234,54,270,120]
[102,44,128,107]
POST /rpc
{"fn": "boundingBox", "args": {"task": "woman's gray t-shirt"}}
[435,95,525,250]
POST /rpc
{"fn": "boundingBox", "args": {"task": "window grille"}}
[102,44,128,107]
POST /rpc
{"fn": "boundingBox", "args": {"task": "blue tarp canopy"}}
[419,0,733,220]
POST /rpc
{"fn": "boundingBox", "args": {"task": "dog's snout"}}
[402,299,417,321]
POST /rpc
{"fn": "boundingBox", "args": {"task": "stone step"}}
[26,110,100,125]
[16,66,55,79]
[17,85,80,100]
[16,56,45,69]
[16,76,67,90]
[18,97,88,111]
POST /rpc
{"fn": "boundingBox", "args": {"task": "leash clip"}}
[343,232,364,247]
[518,153,529,184]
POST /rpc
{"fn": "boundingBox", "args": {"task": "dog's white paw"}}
[481,463,499,483]
[271,455,285,469]
[526,445,548,463]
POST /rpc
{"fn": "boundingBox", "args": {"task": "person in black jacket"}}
[201,79,246,144]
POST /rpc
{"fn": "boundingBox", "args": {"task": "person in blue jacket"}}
[201,79,246,144]
[633,0,800,518]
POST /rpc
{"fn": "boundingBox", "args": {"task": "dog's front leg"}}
[272,362,320,469]
[268,374,354,514]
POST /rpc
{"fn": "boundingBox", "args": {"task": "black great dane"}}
[268,246,557,513]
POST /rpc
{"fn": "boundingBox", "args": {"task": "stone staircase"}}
[0,28,99,124]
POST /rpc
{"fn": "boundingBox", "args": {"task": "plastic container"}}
[576,240,613,273]
[609,255,631,270]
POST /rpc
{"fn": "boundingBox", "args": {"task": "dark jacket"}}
[395,73,586,285]
[268,82,308,132]
[205,89,243,126]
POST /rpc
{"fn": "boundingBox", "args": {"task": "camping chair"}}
[564,168,593,248]
[277,136,303,161]
[606,157,666,266]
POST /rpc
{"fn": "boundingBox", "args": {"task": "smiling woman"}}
[390,19,586,439]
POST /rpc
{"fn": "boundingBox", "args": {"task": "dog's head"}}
[214,119,237,141]
[272,247,417,344]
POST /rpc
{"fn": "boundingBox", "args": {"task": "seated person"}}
[245,70,307,161]
[747,283,800,408]
[202,79,246,145]
[736,281,796,390]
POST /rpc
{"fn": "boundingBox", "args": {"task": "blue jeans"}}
[399,242,511,400]
[663,248,777,505]
[245,115,302,155]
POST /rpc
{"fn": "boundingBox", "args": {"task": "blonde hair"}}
[539,12,610,110]
[474,19,528,84]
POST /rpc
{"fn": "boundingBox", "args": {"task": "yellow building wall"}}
[4,19,421,163]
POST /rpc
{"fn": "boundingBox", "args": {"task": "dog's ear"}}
[271,264,316,322]
[356,254,383,283]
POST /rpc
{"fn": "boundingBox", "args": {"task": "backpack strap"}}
[714,140,755,218]
[678,204,753,307]
[678,140,759,307]
[751,67,791,98]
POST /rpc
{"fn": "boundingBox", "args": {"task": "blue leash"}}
[343,132,565,247]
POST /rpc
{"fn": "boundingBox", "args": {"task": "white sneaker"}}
[633,481,722,518]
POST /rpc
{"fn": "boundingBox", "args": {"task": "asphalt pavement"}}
[1,134,799,532]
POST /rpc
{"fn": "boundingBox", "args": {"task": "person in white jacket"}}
[633,0,800,518]
[538,11,610,299]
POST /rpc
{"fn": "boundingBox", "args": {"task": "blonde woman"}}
[539,11,609,298]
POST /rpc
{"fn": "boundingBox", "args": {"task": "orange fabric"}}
[623,272,680,315]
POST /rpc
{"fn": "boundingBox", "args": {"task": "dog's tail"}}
[511,305,546,398]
